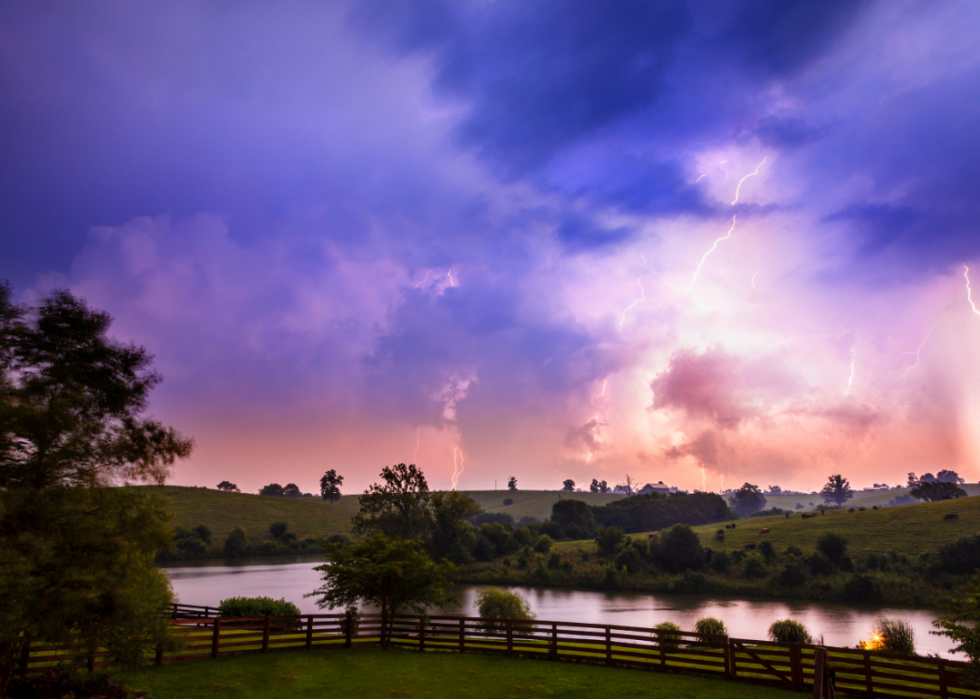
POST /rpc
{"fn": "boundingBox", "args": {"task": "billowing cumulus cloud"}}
[3,1,980,493]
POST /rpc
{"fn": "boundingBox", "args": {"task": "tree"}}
[508,476,518,491]
[216,481,239,492]
[816,532,848,564]
[282,483,302,497]
[551,499,596,539]
[912,480,967,502]
[259,483,284,496]
[656,524,705,573]
[428,490,481,564]
[320,469,344,502]
[474,588,534,634]
[820,474,853,506]
[728,483,766,517]
[768,485,782,494]
[0,287,192,693]
[308,533,456,649]
[598,480,609,493]
[619,474,636,496]
[908,472,918,487]
[933,575,980,676]
[562,479,575,492]
[352,463,432,540]
[920,472,937,483]
[937,470,966,484]
[595,526,625,557]
[590,478,600,492]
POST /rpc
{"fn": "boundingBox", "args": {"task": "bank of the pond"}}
[161,558,957,657]
[114,645,797,699]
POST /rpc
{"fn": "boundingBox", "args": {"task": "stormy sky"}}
[3,1,980,494]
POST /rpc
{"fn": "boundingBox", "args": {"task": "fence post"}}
[155,641,163,666]
[263,615,271,653]
[722,636,731,680]
[939,658,949,699]
[344,611,353,648]
[87,647,95,674]
[863,650,873,696]
[605,627,612,666]
[657,630,666,669]
[458,618,465,653]
[18,638,30,678]
[211,618,221,658]
[507,619,513,656]
[551,623,558,661]
[306,615,314,650]
[791,644,803,691]
[812,649,825,699]
[171,603,178,620]
[419,617,425,653]
[729,638,737,680]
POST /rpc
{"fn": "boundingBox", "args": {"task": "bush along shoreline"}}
[457,524,978,609]
[155,522,338,562]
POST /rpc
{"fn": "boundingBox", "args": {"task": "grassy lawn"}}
[554,493,980,559]
[114,646,795,699]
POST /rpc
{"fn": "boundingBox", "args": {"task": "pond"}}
[162,556,959,658]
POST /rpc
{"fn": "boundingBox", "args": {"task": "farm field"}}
[761,484,980,512]
[114,645,795,699]
[466,489,623,520]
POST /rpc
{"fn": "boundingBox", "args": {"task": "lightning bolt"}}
[448,270,455,288]
[701,467,706,492]
[750,271,760,289]
[619,276,646,326]
[695,174,707,183]
[414,269,432,288]
[451,446,464,489]
[585,452,593,464]
[610,412,628,427]
[845,347,856,396]
[600,379,607,397]
[902,326,936,382]
[966,265,980,317]
[731,157,767,206]
[686,215,736,292]
[413,428,420,463]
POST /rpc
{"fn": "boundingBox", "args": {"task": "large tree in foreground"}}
[0,286,193,692]
[308,533,456,649]
[352,463,433,540]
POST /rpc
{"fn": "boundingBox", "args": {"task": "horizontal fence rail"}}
[20,612,979,698]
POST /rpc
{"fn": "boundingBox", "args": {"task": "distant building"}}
[638,481,678,495]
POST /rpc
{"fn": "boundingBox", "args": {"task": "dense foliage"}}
[475,588,535,633]
[592,492,733,533]
[727,484,767,518]
[218,596,301,618]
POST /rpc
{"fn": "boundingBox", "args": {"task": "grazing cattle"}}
[759,528,771,535]
[801,513,814,519]
[945,513,959,520]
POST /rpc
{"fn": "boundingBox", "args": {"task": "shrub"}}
[223,526,249,557]
[843,574,883,603]
[218,596,301,618]
[547,552,562,569]
[269,521,289,540]
[779,559,809,587]
[655,621,682,649]
[595,526,626,557]
[768,619,813,644]
[710,550,731,574]
[513,527,532,546]
[816,533,848,564]
[503,498,514,506]
[808,552,835,576]
[741,552,768,580]
[615,545,644,574]
[672,570,710,593]
[658,524,705,573]
[694,617,728,637]
[534,534,554,554]
[539,520,565,540]
[475,588,535,633]
[874,617,916,655]
[758,540,776,564]
[940,535,980,574]
[327,534,349,544]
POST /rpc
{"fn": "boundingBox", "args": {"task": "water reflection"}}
[161,557,956,658]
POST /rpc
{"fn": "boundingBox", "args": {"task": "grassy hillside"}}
[761,484,980,512]
[134,485,620,543]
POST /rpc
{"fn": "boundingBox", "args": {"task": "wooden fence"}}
[20,612,980,699]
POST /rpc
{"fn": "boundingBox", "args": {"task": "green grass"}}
[761,485,980,513]
[114,645,795,699]
[131,486,621,545]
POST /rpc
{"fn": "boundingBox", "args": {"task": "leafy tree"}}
[551,499,596,539]
[428,490,481,564]
[269,522,295,543]
[308,533,456,649]
[0,287,192,693]
[618,474,636,496]
[320,469,344,502]
[595,526,625,557]
[216,481,239,492]
[728,483,766,517]
[820,474,854,506]
[920,472,937,483]
[259,483,284,496]
[598,480,609,493]
[937,469,966,484]
[768,485,782,494]
[282,483,302,497]
[533,534,553,554]
[508,476,518,491]
[933,575,980,676]
[224,526,248,556]
[475,588,534,634]
[912,480,967,502]
[816,532,848,564]
[908,472,918,487]
[352,463,432,540]
[562,479,575,492]
[590,478,600,492]
[192,524,212,545]
[768,619,813,644]
[656,524,705,573]
[592,492,733,533]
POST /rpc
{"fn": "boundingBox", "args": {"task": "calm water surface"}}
[162,556,958,658]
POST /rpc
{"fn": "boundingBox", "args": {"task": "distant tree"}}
[224,526,249,556]
[937,470,966,484]
[598,480,609,493]
[428,490,481,564]
[309,533,456,649]
[656,524,705,573]
[595,526,625,557]
[562,479,575,492]
[352,463,432,541]
[192,524,212,545]
[816,532,848,564]
[475,588,534,634]
[768,485,782,494]
[320,469,344,502]
[282,483,301,497]
[590,479,600,493]
[920,472,937,483]
[216,481,240,492]
[912,480,967,502]
[820,474,854,506]
[729,483,767,517]
[508,476,518,491]
[551,499,596,539]
[908,472,918,487]
[269,522,291,541]
[259,483,284,496]
[619,474,636,496]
